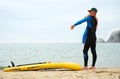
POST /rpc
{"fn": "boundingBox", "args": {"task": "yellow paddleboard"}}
[3,62,82,72]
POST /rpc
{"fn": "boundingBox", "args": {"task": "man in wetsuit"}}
[70,8,98,70]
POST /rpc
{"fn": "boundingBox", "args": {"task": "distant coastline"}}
[98,30,120,43]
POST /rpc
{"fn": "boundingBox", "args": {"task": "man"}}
[70,8,98,70]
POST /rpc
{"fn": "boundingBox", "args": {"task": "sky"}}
[0,0,120,43]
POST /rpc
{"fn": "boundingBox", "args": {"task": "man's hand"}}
[70,25,75,30]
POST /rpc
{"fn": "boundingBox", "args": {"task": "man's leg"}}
[90,42,97,68]
[83,40,90,69]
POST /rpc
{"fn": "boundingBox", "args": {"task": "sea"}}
[0,43,120,70]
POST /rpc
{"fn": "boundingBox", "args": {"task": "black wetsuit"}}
[74,15,98,67]
[83,16,97,66]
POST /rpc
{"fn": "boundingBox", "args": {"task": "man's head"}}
[88,8,97,16]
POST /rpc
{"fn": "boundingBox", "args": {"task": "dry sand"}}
[0,68,120,79]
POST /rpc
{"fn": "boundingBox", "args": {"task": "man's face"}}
[90,11,96,16]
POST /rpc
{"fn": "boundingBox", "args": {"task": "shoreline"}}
[0,68,120,79]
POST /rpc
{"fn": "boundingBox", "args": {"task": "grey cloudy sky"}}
[0,0,120,43]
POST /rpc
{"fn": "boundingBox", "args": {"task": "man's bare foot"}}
[82,66,88,70]
[89,66,95,69]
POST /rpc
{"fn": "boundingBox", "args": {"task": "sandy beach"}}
[0,68,120,79]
